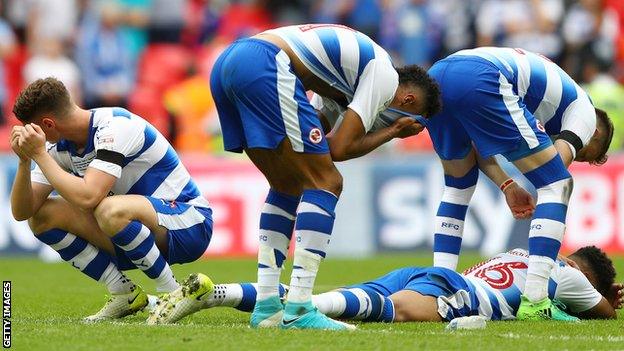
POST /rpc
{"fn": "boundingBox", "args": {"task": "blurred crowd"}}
[0,0,623,154]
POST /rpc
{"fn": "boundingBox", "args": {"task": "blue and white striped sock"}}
[257,190,299,300]
[523,156,573,302]
[433,166,478,270]
[111,221,179,293]
[36,229,134,294]
[288,189,337,303]
[205,283,288,312]
[312,288,394,322]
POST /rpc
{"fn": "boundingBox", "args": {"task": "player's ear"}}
[402,93,415,106]
[41,117,55,130]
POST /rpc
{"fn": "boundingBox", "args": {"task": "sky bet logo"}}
[441,222,460,231]
[2,281,10,348]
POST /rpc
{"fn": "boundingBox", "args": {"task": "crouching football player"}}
[153,246,622,324]
[9,78,213,322]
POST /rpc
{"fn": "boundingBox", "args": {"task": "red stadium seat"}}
[136,44,192,92]
[0,125,10,151]
[3,45,29,125]
[128,86,171,140]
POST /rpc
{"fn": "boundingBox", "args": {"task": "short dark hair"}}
[396,65,442,118]
[13,77,72,123]
[569,245,616,297]
[594,108,614,165]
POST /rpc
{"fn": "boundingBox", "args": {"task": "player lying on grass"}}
[207,23,441,330]
[150,246,622,325]
[9,78,213,322]
[424,47,614,321]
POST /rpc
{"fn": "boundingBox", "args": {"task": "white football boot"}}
[147,273,214,325]
[84,285,148,322]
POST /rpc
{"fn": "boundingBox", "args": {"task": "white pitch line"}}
[498,332,624,343]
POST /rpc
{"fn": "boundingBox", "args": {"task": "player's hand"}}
[606,282,624,309]
[18,123,47,160]
[391,117,424,139]
[10,126,29,162]
[503,182,535,219]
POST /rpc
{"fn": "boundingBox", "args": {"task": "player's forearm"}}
[32,153,103,210]
[476,154,510,187]
[10,160,36,221]
[329,127,393,161]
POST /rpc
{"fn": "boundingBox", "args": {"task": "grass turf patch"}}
[1,253,622,351]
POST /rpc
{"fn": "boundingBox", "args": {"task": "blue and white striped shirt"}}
[451,47,596,148]
[453,249,602,320]
[31,107,209,209]
[264,24,399,132]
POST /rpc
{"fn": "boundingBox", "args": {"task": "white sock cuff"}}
[441,185,476,205]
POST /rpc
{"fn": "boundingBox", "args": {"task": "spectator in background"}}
[606,0,624,81]
[5,0,28,43]
[0,3,16,125]
[380,0,436,66]
[117,0,152,62]
[583,55,624,151]
[476,0,564,60]
[148,0,186,43]
[309,0,352,24]
[428,0,476,57]
[164,73,217,152]
[562,0,618,81]
[76,2,133,108]
[215,0,274,42]
[23,36,81,103]
[346,0,382,40]
[24,0,78,46]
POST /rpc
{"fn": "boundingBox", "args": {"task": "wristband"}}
[499,178,515,192]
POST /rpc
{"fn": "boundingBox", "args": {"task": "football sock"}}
[111,221,179,293]
[312,288,395,322]
[522,155,572,302]
[433,166,478,270]
[204,283,287,312]
[36,229,134,294]
[256,190,299,301]
[288,189,337,304]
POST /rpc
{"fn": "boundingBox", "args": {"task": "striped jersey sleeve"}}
[264,24,398,132]
[30,143,71,185]
[89,110,144,178]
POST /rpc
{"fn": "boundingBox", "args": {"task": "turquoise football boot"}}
[250,296,284,328]
[281,301,356,330]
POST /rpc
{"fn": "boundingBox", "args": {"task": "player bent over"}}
[424,48,614,321]
[9,78,213,322]
[149,24,441,330]
[155,246,622,324]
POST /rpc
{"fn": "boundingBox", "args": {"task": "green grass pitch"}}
[1,253,623,351]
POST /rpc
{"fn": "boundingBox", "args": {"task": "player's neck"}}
[60,107,92,149]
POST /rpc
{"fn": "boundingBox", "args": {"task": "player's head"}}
[393,65,442,119]
[568,245,616,297]
[576,108,614,165]
[13,77,74,143]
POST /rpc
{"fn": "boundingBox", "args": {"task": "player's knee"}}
[536,175,574,206]
[28,209,52,235]
[269,177,303,196]
[392,302,412,322]
[392,300,435,322]
[93,197,129,234]
[442,165,479,201]
[525,156,573,204]
[317,169,343,196]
